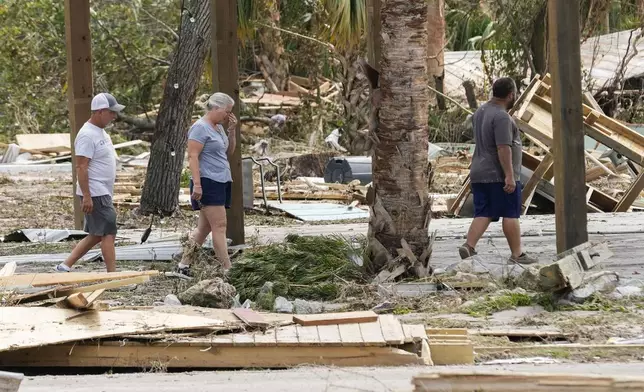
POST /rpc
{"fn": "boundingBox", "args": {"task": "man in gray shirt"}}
[459,78,537,265]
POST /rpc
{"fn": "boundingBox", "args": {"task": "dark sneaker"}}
[176,265,192,277]
[458,243,477,260]
[508,253,538,265]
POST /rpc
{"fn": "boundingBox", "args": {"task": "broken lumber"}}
[538,241,613,291]
[425,328,474,365]
[0,270,159,289]
[412,371,644,391]
[11,276,150,304]
[233,308,269,328]
[293,311,378,326]
[0,307,226,352]
[60,289,106,310]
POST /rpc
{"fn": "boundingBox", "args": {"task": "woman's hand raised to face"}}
[227,113,237,131]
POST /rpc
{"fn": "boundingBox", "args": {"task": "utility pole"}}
[64,0,93,230]
[548,0,588,252]
[211,0,245,244]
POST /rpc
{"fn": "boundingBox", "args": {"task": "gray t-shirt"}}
[469,102,522,183]
[188,118,232,183]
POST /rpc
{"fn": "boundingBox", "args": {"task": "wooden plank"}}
[211,0,244,245]
[0,343,424,368]
[63,292,88,309]
[426,328,468,336]
[521,152,554,215]
[338,323,364,346]
[358,321,386,345]
[0,371,23,392]
[293,311,378,327]
[428,341,475,365]
[233,308,269,328]
[84,289,105,308]
[378,315,405,345]
[613,170,644,212]
[0,262,16,277]
[0,271,159,289]
[295,325,321,345]
[413,371,644,391]
[275,325,300,346]
[402,324,428,343]
[232,333,256,346]
[0,307,225,352]
[546,0,588,254]
[252,329,277,346]
[64,0,93,230]
[317,324,343,346]
[11,276,150,304]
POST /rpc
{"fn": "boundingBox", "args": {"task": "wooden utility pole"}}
[211,0,244,245]
[548,0,588,252]
[366,0,381,68]
[64,0,93,230]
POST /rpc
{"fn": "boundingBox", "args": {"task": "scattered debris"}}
[177,278,236,308]
[1,229,87,243]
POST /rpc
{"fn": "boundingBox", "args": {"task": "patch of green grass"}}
[180,168,191,188]
[461,292,532,317]
[228,234,367,303]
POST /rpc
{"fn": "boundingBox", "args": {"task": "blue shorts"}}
[190,177,232,210]
[471,181,521,222]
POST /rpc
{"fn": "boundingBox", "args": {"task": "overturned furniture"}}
[450,73,644,215]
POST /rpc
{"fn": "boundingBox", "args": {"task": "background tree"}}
[139,0,211,216]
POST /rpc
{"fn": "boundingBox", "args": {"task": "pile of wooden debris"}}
[0,264,437,369]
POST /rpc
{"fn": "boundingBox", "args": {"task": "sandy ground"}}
[18,364,644,391]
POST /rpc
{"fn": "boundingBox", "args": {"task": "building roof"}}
[442,29,644,104]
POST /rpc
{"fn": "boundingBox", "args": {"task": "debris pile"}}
[450,73,644,216]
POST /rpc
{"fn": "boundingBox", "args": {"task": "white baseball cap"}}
[91,93,125,112]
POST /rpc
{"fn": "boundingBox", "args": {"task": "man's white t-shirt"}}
[74,122,117,197]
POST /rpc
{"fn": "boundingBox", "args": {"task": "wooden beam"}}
[548,0,588,253]
[613,170,644,212]
[521,152,554,215]
[211,0,244,245]
[366,0,382,69]
[64,0,93,230]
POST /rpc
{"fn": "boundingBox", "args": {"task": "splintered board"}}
[0,271,159,289]
[15,133,71,153]
[412,371,644,391]
[0,307,226,352]
[293,311,378,326]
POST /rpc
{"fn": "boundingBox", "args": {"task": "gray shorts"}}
[80,195,118,237]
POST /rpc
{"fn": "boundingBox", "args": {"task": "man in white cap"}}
[55,93,125,273]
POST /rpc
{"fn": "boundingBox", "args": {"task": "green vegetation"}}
[461,292,532,317]
[228,234,366,302]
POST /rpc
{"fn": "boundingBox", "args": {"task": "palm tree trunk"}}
[139,0,211,215]
[366,0,432,278]
[427,0,446,110]
[256,0,289,92]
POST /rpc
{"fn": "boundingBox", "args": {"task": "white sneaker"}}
[54,264,71,272]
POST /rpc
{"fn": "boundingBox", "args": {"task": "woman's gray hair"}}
[206,92,235,111]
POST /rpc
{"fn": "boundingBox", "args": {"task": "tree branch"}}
[140,6,180,41]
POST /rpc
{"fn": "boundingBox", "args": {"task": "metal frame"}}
[242,157,282,211]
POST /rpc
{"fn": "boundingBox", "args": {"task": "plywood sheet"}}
[293,311,378,326]
[16,133,71,153]
[0,307,225,352]
[233,308,269,327]
[378,315,406,345]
